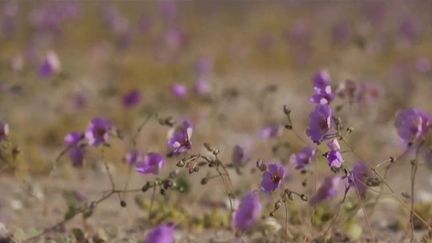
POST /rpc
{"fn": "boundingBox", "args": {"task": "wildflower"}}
[64,132,85,167]
[233,191,262,232]
[394,108,431,145]
[122,89,142,108]
[347,161,370,198]
[165,28,186,50]
[39,51,60,77]
[0,121,9,142]
[64,132,83,146]
[306,104,332,144]
[416,57,431,73]
[167,121,193,155]
[145,223,175,243]
[194,78,210,96]
[85,117,114,146]
[261,163,287,192]
[259,123,281,139]
[68,146,85,167]
[136,152,165,175]
[326,139,343,169]
[170,83,188,99]
[310,70,334,105]
[125,150,144,165]
[290,147,316,170]
[310,176,341,205]
[232,144,249,166]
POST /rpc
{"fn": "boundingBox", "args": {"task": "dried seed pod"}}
[300,194,308,201]
[256,160,267,172]
[366,177,381,187]
[176,159,186,167]
[142,182,151,192]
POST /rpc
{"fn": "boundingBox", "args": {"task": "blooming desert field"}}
[0,1,432,242]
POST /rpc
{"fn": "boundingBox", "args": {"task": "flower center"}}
[272,174,281,184]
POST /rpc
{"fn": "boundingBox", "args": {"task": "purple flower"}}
[122,89,142,108]
[64,132,85,167]
[416,57,431,73]
[39,51,60,77]
[0,121,9,142]
[68,146,85,167]
[64,132,83,147]
[261,163,287,192]
[394,108,431,144]
[232,191,262,232]
[196,57,213,76]
[85,117,114,146]
[194,78,210,96]
[347,162,370,198]
[232,144,249,166]
[145,223,175,243]
[306,104,332,144]
[125,150,144,165]
[165,28,187,50]
[259,123,281,139]
[290,147,316,170]
[170,83,188,99]
[167,121,193,155]
[326,139,343,169]
[310,176,341,205]
[136,152,166,175]
[310,70,334,105]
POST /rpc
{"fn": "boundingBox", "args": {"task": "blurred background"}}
[0,1,432,241]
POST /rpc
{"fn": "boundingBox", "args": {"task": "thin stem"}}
[410,143,422,243]
[148,184,157,220]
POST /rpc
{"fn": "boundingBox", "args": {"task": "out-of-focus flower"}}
[68,146,85,167]
[167,121,193,155]
[287,21,311,48]
[310,176,341,205]
[0,121,9,142]
[259,123,281,139]
[85,117,114,146]
[347,161,370,198]
[194,57,213,96]
[310,70,334,105]
[159,1,177,24]
[170,83,188,99]
[30,2,80,34]
[326,139,343,169]
[394,108,431,145]
[39,51,61,77]
[399,18,420,44]
[145,223,175,243]
[232,144,249,166]
[125,149,144,165]
[64,132,85,167]
[122,89,142,108]
[165,28,187,51]
[65,132,83,146]
[233,191,262,232]
[136,152,165,175]
[416,57,431,73]
[331,21,352,46]
[196,57,213,77]
[261,163,287,192]
[290,147,316,170]
[307,105,332,144]
[194,78,210,96]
